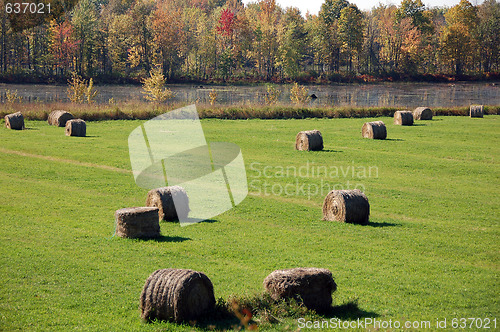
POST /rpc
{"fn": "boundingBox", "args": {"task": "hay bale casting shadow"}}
[4,112,24,130]
[362,121,386,139]
[470,105,483,118]
[114,207,160,239]
[146,186,190,222]
[394,111,414,126]
[323,189,370,225]
[65,119,86,137]
[413,107,433,120]
[140,268,216,323]
[264,268,336,313]
[295,130,323,151]
[48,110,74,126]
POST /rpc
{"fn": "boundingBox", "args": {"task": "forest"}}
[0,0,499,84]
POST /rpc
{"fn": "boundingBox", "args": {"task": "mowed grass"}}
[0,116,498,331]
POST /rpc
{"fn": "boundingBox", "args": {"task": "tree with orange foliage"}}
[49,20,77,76]
[152,0,185,79]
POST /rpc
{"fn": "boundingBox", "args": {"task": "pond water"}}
[0,82,498,107]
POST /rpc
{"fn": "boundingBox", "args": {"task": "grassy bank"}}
[0,116,498,331]
[1,101,500,121]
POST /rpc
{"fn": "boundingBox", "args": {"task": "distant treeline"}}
[0,0,499,84]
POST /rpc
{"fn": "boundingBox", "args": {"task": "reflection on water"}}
[0,82,498,107]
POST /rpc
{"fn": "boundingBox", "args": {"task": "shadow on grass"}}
[200,219,218,223]
[23,127,38,130]
[412,123,427,126]
[191,299,241,331]
[385,138,404,141]
[180,218,219,225]
[325,300,379,320]
[322,149,342,153]
[148,235,191,243]
[364,221,400,227]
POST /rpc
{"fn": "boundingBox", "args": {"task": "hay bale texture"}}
[114,207,160,239]
[362,121,387,139]
[146,186,189,221]
[323,189,370,225]
[4,112,24,130]
[470,105,484,118]
[263,268,336,313]
[48,110,74,126]
[140,268,215,323]
[65,119,86,137]
[295,130,323,151]
[394,111,414,126]
[413,107,433,120]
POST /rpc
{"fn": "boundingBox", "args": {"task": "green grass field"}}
[0,116,498,331]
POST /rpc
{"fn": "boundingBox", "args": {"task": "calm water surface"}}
[0,82,498,107]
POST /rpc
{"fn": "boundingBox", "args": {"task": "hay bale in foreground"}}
[65,119,86,137]
[295,130,323,151]
[115,207,160,239]
[413,107,433,120]
[48,110,74,126]
[470,105,484,118]
[140,268,215,323]
[323,189,370,225]
[146,186,189,222]
[394,111,414,125]
[263,268,336,313]
[4,112,24,130]
[362,121,387,139]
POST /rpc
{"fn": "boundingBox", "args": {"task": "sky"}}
[241,0,486,15]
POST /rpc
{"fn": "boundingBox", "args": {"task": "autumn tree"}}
[129,0,155,73]
[232,6,253,76]
[395,0,433,34]
[49,20,77,76]
[360,10,382,74]
[251,0,280,80]
[317,0,348,73]
[338,5,364,72]
[152,0,185,79]
[72,0,99,76]
[477,0,500,72]
[277,7,307,79]
[216,8,237,78]
[440,0,478,75]
[108,14,134,74]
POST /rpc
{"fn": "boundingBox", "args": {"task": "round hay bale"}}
[362,121,386,139]
[114,206,160,239]
[322,189,370,225]
[146,186,190,222]
[470,105,483,118]
[4,112,24,130]
[140,268,215,323]
[394,111,413,125]
[413,107,433,120]
[48,110,74,126]
[295,130,323,151]
[65,119,86,137]
[263,268,336,313]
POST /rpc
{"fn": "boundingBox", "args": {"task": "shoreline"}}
[1,77,500,87]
